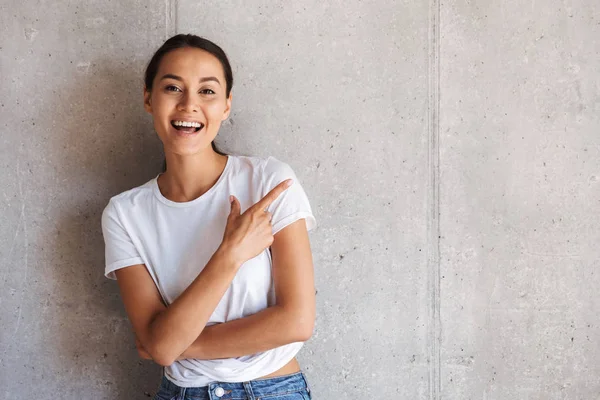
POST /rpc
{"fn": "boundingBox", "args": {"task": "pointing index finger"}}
[254,179,293,211]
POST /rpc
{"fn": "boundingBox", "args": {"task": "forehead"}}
[157,47,225,81]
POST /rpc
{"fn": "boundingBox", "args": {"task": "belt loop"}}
[301,372,311,393]
[207,383,214,400]
[243,381,255,400]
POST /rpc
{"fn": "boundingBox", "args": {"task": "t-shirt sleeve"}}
[262,156,317,235]
[101,199,144,280]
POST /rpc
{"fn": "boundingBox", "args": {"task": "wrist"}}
[214,243,242,271]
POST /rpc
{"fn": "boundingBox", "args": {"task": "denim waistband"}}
[155,371,310,400]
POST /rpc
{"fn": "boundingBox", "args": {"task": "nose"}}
[177,91,199,113]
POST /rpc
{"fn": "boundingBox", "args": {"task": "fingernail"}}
[229,195,234,203]
[286,179,293,187]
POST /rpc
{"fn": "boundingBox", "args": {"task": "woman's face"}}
[144,47,231,156]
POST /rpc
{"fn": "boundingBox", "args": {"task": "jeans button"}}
[214,387,225,397]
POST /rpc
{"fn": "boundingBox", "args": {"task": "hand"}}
[220,178,293,266]
[135,335,153,360]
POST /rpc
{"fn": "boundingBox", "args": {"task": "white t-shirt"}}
[101,154,317,387]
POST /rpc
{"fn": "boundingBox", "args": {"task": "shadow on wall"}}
[50,58,164,399]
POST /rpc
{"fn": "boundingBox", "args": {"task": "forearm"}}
[149,247,240,365]
[177,305,312,360]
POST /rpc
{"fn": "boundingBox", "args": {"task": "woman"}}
[101,34,316,399]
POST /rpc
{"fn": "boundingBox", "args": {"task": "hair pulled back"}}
[144,34,232,170]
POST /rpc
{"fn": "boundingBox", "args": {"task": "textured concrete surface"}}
[439,1,600,398]
[0,0,598,399]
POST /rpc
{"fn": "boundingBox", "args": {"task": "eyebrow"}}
[159,73,221,86]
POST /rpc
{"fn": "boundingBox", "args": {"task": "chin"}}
[164,141,215,156]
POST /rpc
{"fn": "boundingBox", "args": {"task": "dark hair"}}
[144,34,232,172]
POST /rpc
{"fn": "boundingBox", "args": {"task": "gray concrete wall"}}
[0,0,597,398]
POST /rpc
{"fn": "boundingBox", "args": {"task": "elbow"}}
[277,304,315,342]
[145,314,180,367]
[292,313,315,342]
[150,348,176,367]
[296,327,313,342]
[148,339,177,367]
[153,354,176,367]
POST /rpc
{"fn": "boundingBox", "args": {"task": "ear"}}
[143,86,152,114]
[221,92,232,121]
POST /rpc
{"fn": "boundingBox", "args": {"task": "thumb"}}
[229,195,240,216]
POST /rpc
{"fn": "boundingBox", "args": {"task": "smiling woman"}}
[101,34,316,400]
[142,38,232,172]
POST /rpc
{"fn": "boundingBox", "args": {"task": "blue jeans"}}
[153,371,313,400]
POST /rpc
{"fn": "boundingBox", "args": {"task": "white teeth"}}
[173,120,202,128]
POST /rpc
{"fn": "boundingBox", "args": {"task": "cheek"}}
[150,96,171,115]
[204,100,227,119]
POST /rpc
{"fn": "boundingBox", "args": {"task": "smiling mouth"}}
[170,121,205,133]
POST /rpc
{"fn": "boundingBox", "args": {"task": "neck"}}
[158,148,228,202]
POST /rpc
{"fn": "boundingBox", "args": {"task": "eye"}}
[165,85,181,92]
[200,89,215,95]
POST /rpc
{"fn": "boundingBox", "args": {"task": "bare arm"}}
[116,248,239,366]
[176,218,315,360]
[116,179,293,366]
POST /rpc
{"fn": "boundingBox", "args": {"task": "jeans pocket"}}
[152,388,177,400]
[153,395,175,400]
[152,394,171,400]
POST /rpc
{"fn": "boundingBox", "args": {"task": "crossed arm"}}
[124,218,315,364]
